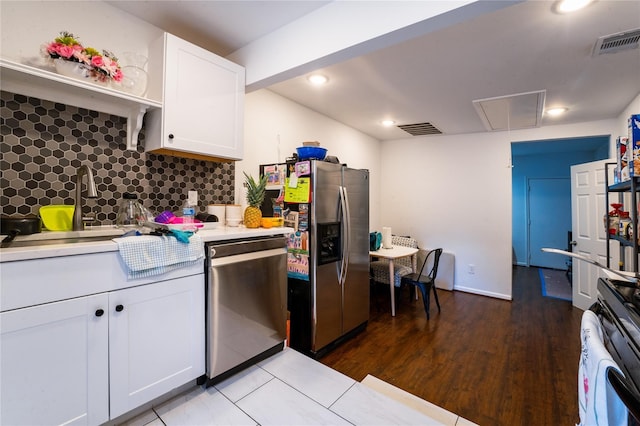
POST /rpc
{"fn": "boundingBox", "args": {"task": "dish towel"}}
[114,234,204,279]
[578,310,628,426]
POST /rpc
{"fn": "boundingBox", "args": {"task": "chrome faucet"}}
[73,165,98,230]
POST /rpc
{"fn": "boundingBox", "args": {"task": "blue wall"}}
[511,137,609,266]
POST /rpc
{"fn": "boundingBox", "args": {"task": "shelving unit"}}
[604,162,640,272]
[0,58,162,151]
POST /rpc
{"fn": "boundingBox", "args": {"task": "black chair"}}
[400,248,443,319]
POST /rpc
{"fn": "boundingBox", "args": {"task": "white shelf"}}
[0,58,162,151]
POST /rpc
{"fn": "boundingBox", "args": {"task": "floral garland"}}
[43,31,123,83]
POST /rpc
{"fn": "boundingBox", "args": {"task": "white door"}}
[109,275,205,419]
[571,160,612,310]
[529,177,571,269]
[0,294,109,426]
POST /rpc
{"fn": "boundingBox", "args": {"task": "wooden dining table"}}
[369,245,419,316]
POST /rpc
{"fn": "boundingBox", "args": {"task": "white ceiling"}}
[108,0,640,142]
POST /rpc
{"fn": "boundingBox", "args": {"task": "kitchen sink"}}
[2,235,121,248]
[0,226,127,248]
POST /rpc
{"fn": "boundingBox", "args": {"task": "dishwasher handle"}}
[210,247,286,267]
[209,236,287,259]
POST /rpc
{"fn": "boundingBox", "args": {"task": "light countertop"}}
[0,226,295,262]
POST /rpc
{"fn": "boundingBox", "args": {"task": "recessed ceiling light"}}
[307,74,328,85]
[554,0,593,14]
[381,119,396,127]
[546,107,568,117]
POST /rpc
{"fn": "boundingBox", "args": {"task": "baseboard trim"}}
[452,285,512,301]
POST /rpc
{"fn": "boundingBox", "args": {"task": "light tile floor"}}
[122,347,474,426]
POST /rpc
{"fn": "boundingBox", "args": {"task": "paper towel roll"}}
[382,227,393,249]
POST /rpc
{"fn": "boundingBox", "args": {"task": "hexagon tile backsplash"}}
[0,91,235,225]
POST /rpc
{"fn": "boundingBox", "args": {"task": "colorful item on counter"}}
[261,217,284,228]
[168,229,193,243]
[39,204,74,231]
[244,172,267,228]
[155,210,176,224]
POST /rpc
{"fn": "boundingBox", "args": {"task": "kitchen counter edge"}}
[0,226,295,263]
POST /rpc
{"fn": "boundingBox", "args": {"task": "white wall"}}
[380,118,621,299]
[238,90,382,229]
[0,1,159,64]
[619,93,640,135]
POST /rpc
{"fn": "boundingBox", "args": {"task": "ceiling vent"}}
[473,90,546,132]
[593,28,640,56]
[397,122,442,136]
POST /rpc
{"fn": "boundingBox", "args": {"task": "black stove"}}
[595,278,640,420]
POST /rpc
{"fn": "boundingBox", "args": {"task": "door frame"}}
[526,177,571,269]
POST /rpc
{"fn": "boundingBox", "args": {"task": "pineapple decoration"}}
[243,172,268,228]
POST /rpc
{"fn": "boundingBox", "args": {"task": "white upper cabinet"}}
[145,33,245,161]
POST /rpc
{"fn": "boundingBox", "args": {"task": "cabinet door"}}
[0,294,109,425]
[109,274,205,419]
[163,33,244,160]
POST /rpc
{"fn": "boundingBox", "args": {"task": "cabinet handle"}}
[168,133,174,140]
[115,304,124,312]
[95,309,104,317]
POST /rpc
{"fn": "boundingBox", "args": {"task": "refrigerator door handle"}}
[339,185,351,286]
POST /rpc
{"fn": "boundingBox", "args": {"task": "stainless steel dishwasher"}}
[204,235,288,385]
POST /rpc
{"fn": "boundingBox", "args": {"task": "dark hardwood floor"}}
[320,266,584,425]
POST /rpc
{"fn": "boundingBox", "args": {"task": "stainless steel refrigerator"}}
[262,160,369,358]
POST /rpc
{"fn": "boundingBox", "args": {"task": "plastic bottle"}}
[181,190,198,230]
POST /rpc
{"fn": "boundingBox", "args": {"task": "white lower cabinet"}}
[0,273,204,425]
[1,294,110,425]
[109,274,205,419]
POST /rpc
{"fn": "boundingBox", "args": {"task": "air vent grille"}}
[397,122,442,136]
[593,28,640,56]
